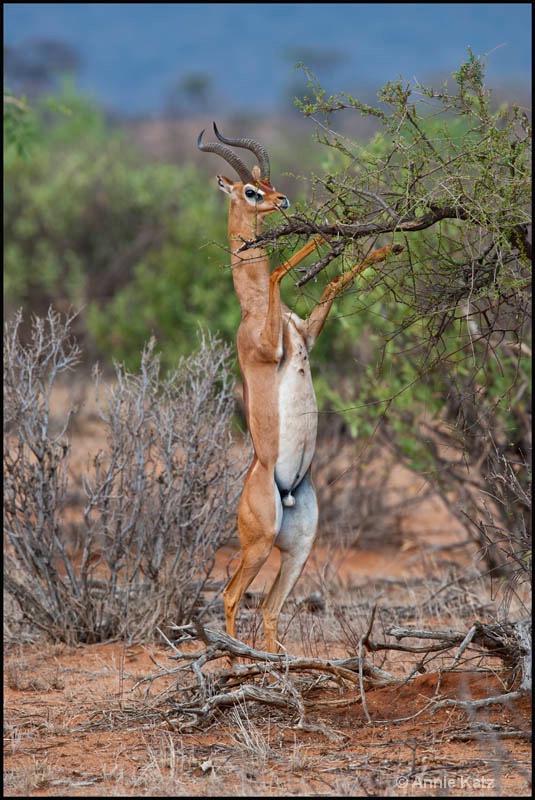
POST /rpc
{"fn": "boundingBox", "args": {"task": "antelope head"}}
[197,122,290,216]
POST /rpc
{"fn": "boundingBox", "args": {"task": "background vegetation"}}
[3,51,531,644]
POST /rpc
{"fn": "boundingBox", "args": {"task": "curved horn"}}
[197,129,254,184]
[213,122,271,182]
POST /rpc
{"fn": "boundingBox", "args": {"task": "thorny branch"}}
[241,212,529,289]
[237,204,477,287]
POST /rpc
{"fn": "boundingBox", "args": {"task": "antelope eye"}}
[245,188,261,200]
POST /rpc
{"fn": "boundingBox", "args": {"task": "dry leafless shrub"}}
[313,415,434,548]
[4,308,246,643]
[387,376,532,614]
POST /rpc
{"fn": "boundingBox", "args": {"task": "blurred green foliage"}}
[2,85,387,389]
[3,87,242,370]
[3,90,37,156]
[3,74,531,448]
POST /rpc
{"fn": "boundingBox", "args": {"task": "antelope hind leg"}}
[262,473,319,652]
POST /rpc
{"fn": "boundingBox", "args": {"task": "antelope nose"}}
[277,196,290,210]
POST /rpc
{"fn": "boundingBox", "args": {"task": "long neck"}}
[228,203,270,317]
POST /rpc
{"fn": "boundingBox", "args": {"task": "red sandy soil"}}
[4,535,531,797]
[4,385,531,796]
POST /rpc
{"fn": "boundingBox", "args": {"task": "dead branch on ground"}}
[366,618,532,698]
[85,615,530,737]
[121,618,400,734]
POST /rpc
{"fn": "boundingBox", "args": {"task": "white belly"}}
[275,326,317,493]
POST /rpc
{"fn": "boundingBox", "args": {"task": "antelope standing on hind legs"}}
[198,123,401,652]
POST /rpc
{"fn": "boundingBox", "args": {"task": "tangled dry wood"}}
[128,618,398,737]
[114,614,531,738]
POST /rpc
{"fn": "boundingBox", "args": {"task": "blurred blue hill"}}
[3,3,532,116]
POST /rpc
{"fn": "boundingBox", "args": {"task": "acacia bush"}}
[246,52,531,608]
[4,308,246,643]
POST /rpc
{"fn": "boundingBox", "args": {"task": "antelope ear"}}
[217,174,235,195]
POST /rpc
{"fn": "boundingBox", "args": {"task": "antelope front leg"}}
[260,235,326,356]
[270,234,326,284]
[305,243,403,349]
